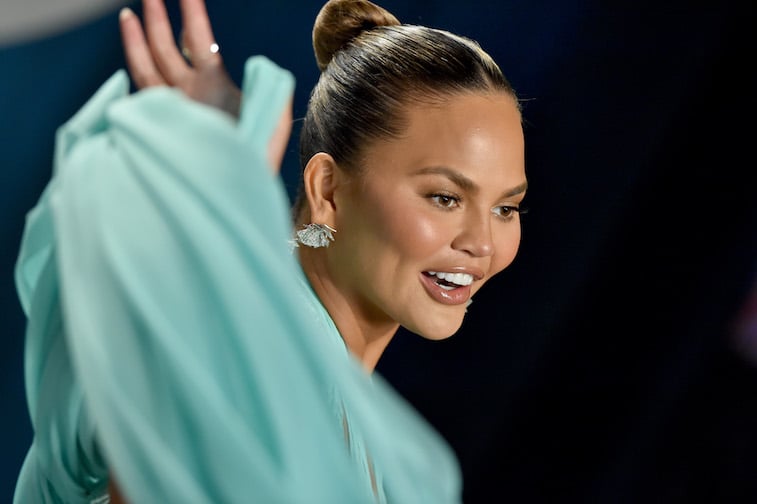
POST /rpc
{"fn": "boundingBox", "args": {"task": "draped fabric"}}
[14,55,461,504]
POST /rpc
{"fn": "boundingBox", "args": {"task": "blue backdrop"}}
[2,1,755,502]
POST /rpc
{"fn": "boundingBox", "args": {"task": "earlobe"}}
[303,152,339,226]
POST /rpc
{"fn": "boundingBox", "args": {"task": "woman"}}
[14,0,526,502]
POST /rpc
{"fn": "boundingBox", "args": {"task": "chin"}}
[405,313,465,341]
[419,331,459,341]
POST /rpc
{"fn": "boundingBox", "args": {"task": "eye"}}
[491,205,527,221]
[429,193,461,210]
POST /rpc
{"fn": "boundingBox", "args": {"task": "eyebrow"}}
[412,166,528,199]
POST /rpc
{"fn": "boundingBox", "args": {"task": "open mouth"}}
[423,271,474,290]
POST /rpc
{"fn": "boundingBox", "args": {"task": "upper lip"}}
[423,266,485,282]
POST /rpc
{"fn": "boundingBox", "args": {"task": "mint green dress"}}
[14,56,461,503]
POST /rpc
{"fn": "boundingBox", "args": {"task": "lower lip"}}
[420,273,472,305]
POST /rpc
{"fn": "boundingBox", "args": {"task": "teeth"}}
[426,271,474,286]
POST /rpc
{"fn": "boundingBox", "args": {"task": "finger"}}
[119,8,165,88]
[142,0,190,83]
[179,0,222,69]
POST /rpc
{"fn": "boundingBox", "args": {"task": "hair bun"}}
[312,0,401,72]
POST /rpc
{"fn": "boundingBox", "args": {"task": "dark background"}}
[2,1,755,502]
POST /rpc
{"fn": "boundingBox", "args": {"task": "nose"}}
[451,208,494,257]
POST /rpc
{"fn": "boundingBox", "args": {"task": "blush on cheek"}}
[360,184,437,248]
[384,206,447,259]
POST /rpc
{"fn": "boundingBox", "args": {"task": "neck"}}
[298,249,399,372]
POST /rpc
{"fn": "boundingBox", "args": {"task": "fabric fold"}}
[15,55,461,504]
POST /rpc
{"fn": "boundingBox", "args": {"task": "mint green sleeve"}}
[14,56,462,504]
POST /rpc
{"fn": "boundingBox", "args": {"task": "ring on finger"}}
[181,42,220,65]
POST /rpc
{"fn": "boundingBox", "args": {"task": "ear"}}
[302,152,339,226]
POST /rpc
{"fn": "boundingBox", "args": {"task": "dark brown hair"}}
[294,0,518,220]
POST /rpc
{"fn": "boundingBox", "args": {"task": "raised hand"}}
[118,0,293,171]
[119,0,242,118]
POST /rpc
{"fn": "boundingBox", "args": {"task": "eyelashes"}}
[429,193,460,209]
[491,205,526,220]
[427,192,528,221]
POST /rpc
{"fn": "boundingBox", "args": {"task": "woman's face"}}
[328,91,526,340]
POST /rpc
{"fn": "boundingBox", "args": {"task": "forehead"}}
[360,92,525,185]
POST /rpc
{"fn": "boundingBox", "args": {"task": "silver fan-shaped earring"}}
[292,223,337,249]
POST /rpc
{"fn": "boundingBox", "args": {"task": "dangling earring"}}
[292,223,337,249]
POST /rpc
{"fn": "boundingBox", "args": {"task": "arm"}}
[14,2,461,502]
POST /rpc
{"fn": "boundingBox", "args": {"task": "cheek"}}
[490,225,522,275]
[362,193,447,261]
